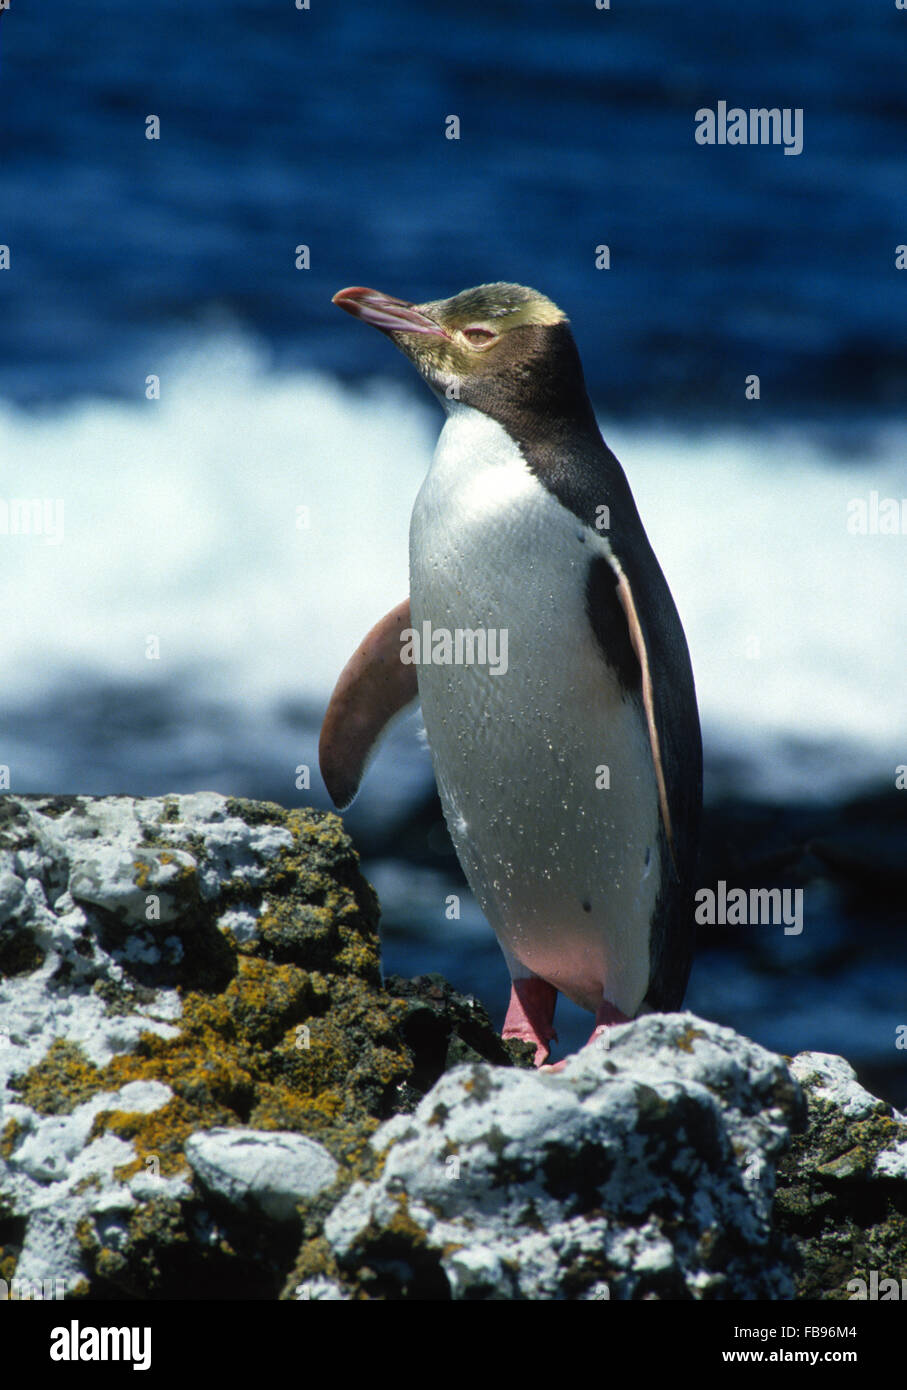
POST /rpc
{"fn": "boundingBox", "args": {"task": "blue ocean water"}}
[1,0,905,415]
[0,0,905,1100]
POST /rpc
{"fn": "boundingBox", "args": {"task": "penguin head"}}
[333,282,596,427]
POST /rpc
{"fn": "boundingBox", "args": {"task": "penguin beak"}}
[332,287,450,338]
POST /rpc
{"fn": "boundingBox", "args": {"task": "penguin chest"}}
[409,406,661,1015]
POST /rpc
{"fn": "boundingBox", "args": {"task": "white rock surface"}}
[185,1128,339,1221]
[2,1079,185,1289]
[791,1052,907,1183]
[0,793,291,1072]
[0,793,296,1292]
[790,1051,888,1120]
[302,1013,805,1301]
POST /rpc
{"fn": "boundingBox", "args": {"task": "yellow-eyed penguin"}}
[320,283,702,1066]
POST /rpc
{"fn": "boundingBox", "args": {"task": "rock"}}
[384,972,528,1107]
[291,1014,806,1300]
[0,793,419,1297]
[773,1051,907,1299]
[3,793,905,1302]
[184,1129,338,1221]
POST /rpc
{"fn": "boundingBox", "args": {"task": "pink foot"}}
[502,977,558,1068]
[541,999,631,1073]
[589,998,631,1043]
[585,999,631,1054]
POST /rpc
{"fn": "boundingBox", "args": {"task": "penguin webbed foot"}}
[502,976,558,1068]
[540,999,631,1074]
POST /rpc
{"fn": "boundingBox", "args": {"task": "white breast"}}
[409,405,660,1015]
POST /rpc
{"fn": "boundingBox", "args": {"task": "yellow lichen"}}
[0,1118,22,1160]
[10,1039,104,1115]
[673,1025,708,1054]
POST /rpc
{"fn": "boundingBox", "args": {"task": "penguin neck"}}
[434,356,641,549]
[458,322,603,453]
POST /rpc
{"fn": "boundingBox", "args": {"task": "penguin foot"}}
[540,1000,631,1073]
[593,999,631,1030]
[583,1000,631,1057]
[502,977,558,1068]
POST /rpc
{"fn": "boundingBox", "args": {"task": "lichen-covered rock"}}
[292,1014,806,1301]
[0,793,419,1297]
[4,793,904,1303]
[385,972,526,1107]
[774,1051,907,1299]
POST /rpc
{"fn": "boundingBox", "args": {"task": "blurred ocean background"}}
[1,0,905,1100]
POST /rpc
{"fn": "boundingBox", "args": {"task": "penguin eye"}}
[461,326,497,347]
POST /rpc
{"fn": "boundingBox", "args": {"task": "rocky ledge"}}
[0,794,903,1301]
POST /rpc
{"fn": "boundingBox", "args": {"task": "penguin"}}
[319,283,702,1067]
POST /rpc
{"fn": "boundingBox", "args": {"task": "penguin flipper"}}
[319,597,418,809]
[611,564,676,873]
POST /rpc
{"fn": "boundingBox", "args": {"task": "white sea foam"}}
[0,333,427,707]
[610,417,907,799]
[0,332,903,802]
